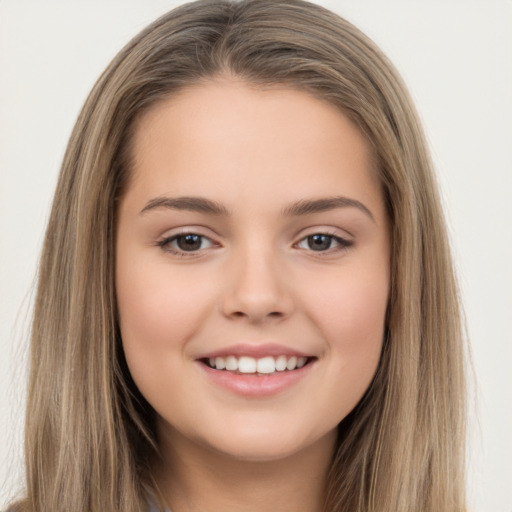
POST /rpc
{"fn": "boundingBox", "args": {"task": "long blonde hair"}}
[12,1,466,510]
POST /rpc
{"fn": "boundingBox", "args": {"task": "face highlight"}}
[115,80,390,463]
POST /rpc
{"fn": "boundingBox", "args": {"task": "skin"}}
[116,78,390,512]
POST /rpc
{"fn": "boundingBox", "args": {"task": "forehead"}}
[125,79,383,217]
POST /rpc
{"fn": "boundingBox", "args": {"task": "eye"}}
[158,233,216,254]
[296,233,352,252]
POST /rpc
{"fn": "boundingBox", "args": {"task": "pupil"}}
[308,234,331,251]
[178,234,201,251]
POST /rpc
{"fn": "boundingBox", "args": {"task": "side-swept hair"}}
[12,1,466,511]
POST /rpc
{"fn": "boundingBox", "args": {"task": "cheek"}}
[301,265,388,398]
[117,256,215,340]
[306,263,388,336]
[115,258,216,387]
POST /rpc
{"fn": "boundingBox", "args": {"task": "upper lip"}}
[196,343,313,360]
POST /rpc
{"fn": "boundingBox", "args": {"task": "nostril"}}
[227,310,284,320]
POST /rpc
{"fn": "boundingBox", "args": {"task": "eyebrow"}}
[140,196,230,216]
[140,195,374,222]
[282,196,375,222]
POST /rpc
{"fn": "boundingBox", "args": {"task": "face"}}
[116,79,390,463]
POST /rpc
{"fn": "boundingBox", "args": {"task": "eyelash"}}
[295,233,353,254]
[156,233,216,256]
[156,231,353,257]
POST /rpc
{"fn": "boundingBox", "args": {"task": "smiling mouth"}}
[200,355,316,376]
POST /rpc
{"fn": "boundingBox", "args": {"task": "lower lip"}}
[197,361,314,397]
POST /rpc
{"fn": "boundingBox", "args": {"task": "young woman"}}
[9,0,467,510]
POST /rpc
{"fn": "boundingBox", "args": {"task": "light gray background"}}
[1,1,511,510]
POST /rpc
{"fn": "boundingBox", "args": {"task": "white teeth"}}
[225,355,238,371]
[238,356,257,373]
[275,355,288,371]
[207,354,310,373]
[256,356,276,374]
[286,356,297,370]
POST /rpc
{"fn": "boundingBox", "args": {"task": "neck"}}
[153,426,336,512]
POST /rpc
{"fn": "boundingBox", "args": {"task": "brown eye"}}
[306,234,333,251]
[297,233,352,252]
[158,233,215,254]
[176,234,203,251]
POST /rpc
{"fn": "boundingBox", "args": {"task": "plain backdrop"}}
[0,1,511,510]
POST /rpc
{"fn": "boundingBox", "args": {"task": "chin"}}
[196,423,335,464]
[216,441,300,463]
[209,442,308,463]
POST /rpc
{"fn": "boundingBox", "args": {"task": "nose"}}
[220,246,294,324]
